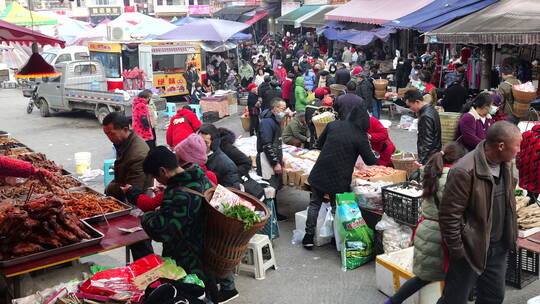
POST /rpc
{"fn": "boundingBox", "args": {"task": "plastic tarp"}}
[201,41,237,53]
[277,5,323,26]
[245,10,269,25]
[383,0,499,32]
[213,6,258,22]
[0,2,57,26]
[425,0,540,44]
[324,0,435,24]
[171,16,201,26]
[38,12,92,45]
[158,18,250,42]
[322,27,396,45]
[230,32,253,40]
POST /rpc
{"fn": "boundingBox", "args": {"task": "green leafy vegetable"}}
[222,203,261,230]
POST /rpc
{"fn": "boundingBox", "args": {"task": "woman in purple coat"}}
[455,92,497,151]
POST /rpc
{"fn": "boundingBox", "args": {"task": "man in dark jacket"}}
[303,106,377,249]
[261,81,282,111]
[355,72,374,115]
[102,112,154,260]
[437,121,521,304]
[257,75,271,102]
[218,127,252,177]
[441,81,468,112]
[335,63,351,85]
[334,81,366,120]
[184,64,199,95]
[404,90,442,164]
[299,56,311,73]
[198,124,242,189]
[257,98,287,220]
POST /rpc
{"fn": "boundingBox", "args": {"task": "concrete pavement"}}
[0,89,537,304]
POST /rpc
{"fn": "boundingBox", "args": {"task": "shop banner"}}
[153,73,188,97]
[88,42,121,53]
[188,5,210,15]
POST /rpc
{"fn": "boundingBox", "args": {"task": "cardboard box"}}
[376,247,442,304]
[367,170,407,183]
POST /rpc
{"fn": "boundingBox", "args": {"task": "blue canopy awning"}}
[383,0,499,33]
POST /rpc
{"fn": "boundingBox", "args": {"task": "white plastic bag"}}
[399,115,414,129]
[319,206,334,238]
[291,229,305,245]
[376,214,413,253]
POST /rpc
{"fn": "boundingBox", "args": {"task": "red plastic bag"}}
[79,254,164,302]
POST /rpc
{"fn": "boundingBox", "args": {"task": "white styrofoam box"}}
[295,208,331,247]
[375,247,443,304]
[528,295,540,304]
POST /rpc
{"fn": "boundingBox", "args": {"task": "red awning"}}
[0,19,65,47]
[245,10,269,25]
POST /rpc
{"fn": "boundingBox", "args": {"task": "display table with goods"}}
[199,90,238,119]
[0,134,149,300]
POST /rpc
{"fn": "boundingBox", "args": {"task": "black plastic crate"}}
[506,248,539,289]
[382,182,423,226]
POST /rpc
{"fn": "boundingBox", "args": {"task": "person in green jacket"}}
[384,142,465,304]
[282,110,311,147]
[295,76,308,110]
[139,146,213,286]
[238,59,254,88]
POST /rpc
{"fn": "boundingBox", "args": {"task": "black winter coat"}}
[258,82,271,101]
[256,109,282,167]
[334,93,366,121]
[335,68,351,85]
[308,106,377,194]
[441,83,468,112]
[355,79,374,109]
[261,87,282,111]
[206,146,242,189]
[418,104,442,164]
[219,129,252,177]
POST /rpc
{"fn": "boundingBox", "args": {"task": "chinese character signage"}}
[153,73,188,97]
[188,5,210,15]
[89,7,121,16]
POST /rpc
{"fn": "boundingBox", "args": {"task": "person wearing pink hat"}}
[174,133,218,185]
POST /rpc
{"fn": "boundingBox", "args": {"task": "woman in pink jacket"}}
[132,89,155,148]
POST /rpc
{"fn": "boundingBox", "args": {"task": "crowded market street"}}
[0,89,537,304]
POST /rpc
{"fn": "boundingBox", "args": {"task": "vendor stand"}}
[88,40,204,97]
[1,215,149,300]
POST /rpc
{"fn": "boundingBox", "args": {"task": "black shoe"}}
[276,213,288,222]
[218,289,239,304]
[302,233,314,250]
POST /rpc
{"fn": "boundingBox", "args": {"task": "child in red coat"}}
[165,107,202,148]
[367,117,396,167]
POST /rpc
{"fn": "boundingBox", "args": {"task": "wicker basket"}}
[330,84,347,96]
[439,112,461,145]
[240,116,250,132]
[391,153,418,178]
[512,86,537,102]
[373,79,389,90]
[203,187,270,278]
[375,89,386,99]
[313,120,331,138]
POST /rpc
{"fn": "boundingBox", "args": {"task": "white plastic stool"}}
[238,234,277,280]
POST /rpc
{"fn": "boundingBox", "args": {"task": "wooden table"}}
[518,231,540,253]
[1,215,149,299]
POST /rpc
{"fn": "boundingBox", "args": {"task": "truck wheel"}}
[96,107,110,124]
[39,98,50,117]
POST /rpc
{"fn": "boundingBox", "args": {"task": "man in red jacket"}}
[166,106,202,148]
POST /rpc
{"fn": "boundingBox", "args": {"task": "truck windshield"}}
[90,51,121,78]
[42,53,56,64]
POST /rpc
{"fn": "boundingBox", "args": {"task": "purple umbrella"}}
[157,18,250,42]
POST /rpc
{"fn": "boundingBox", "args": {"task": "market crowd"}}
[1,31,537,304]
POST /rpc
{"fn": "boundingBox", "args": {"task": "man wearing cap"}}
[282,110,311,148]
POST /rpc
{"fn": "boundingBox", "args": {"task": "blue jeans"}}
[372,99,382,119]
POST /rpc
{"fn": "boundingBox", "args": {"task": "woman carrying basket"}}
[383,142,466,304]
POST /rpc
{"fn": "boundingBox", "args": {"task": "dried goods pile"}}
[53,192,129,219]
[0,197,92,259]
[354,166,401,179]
[516,196,540,230]
[0,175,82,198]
[16,153,63,173]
